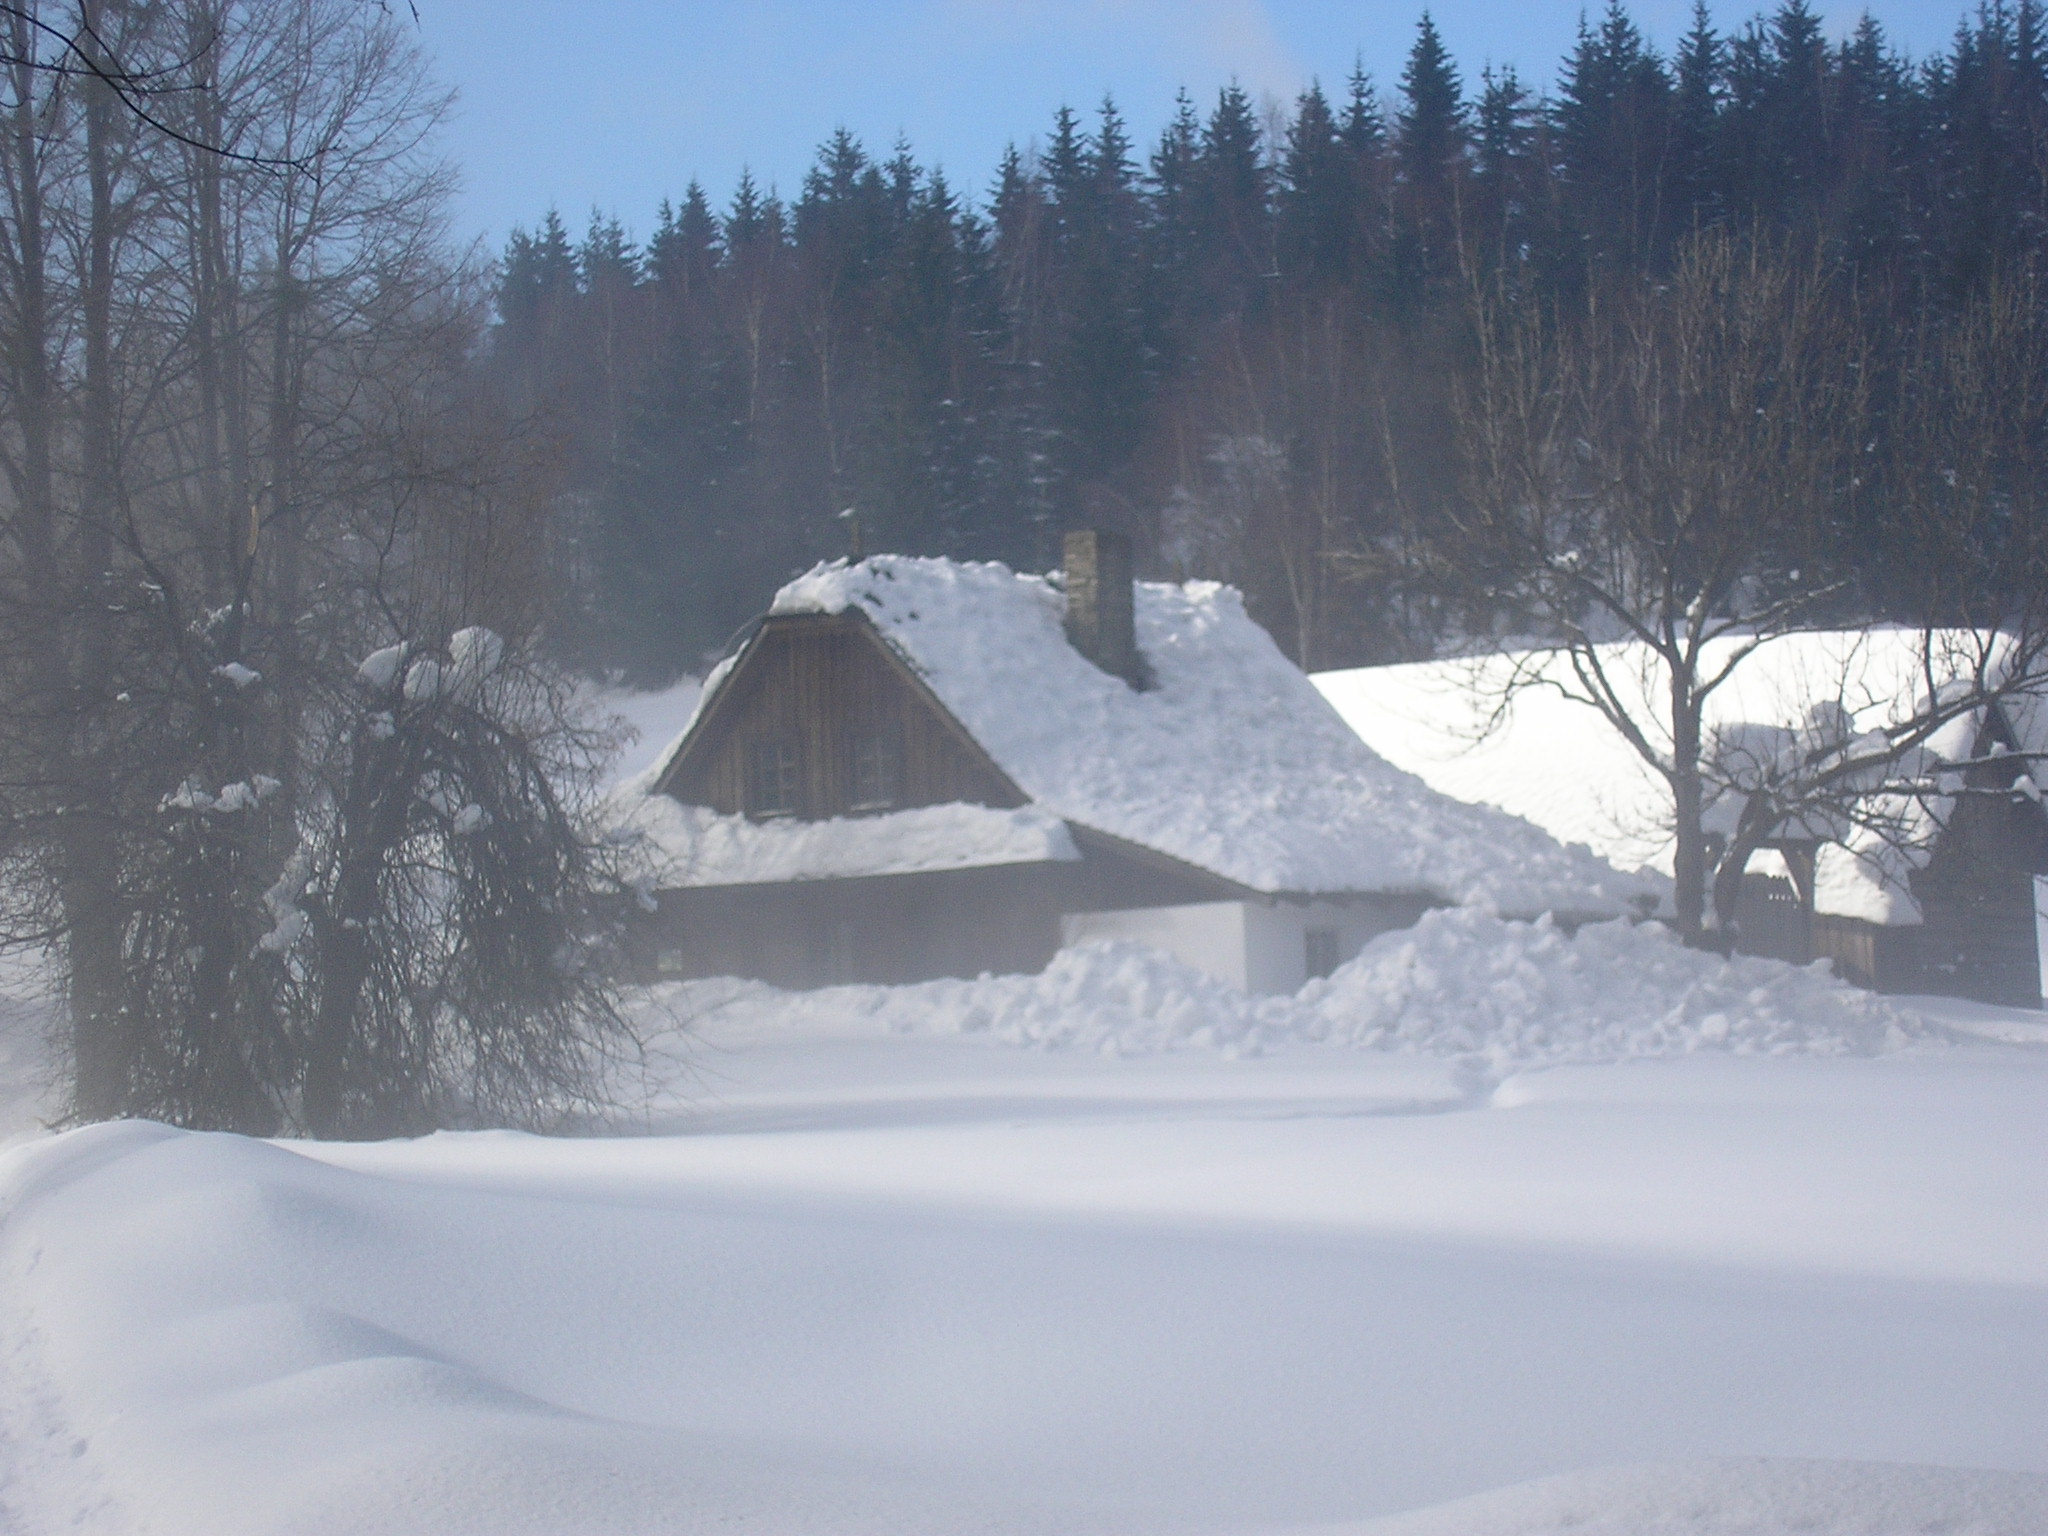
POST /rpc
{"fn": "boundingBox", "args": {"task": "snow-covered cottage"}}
[1316,631,2048,1006]
[611,535,1646,993]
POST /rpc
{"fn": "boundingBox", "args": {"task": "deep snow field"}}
[4,916,2048,1534]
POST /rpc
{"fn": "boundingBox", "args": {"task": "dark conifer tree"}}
[1193,82,1272,316]
[1343,61,1387,158]
[1145,89,1207,372]
[494,209,578,420]
[1830,16,1916,275]
[1722,1,1832,228]
[1553,2,1673,267]
[1932,1,2048,290]
[499,209,577,333]
[982,146,1063,566]
[1279,82,1355,287]
[1044,105,1089,235]
[1668,1,1726,227]
[1060,98,1151,493]
[1473,65,1539,270]
[1340,63,1392,296]
[1396,15,1467,184]
[647,183,722,308]
[578,212,639,292]
[864,168,977,556]
[496,0,2048,681]
[1392,13,1469,302]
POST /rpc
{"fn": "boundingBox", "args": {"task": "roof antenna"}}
[837,506,863,562]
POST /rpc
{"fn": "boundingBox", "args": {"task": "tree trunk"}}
[68,0,130,1118]
[1669,677,1709,946]
[4,15,129,1117]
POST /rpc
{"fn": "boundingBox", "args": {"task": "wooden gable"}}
[656,611,1027,820]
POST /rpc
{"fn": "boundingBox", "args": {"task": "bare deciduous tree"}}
[1457,230,2048,945]
[0,0,633,1135]
[1455,230,1864,943]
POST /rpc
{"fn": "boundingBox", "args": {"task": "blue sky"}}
[416,0,1980,253]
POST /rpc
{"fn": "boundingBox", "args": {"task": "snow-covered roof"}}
[611,797,1079,888]
[1314,628,2048,927]
[627,556,1651,915]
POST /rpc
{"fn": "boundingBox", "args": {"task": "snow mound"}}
[1340,1458,2048,1535]
[666,913,1924,1069]
[1294,908,1922,1067]
[882,940,1264,1057]
[655,941,1263,1059]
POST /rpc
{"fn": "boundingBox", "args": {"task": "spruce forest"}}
[498,0,2048,683]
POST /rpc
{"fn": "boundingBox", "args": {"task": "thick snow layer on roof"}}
[612,794,1078,888]
[748,556,1648,913]
[1814,833,1924,926]
[1316,628,2047,923]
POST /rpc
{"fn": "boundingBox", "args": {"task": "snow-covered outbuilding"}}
[611,535,1648,992]
[1316,630,2048,1006]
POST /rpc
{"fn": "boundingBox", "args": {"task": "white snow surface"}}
[694,555,1654,912]
[1812,831,1926,925]
[656,910,1921,1069]
[2,942,2047,1534]
[1336,1460,2048,1535]
[610,794,1080,887]
[597,676,704,785]
[355,642,408,691]
[1301,907,1917,1063]
[1316,627,2048,923]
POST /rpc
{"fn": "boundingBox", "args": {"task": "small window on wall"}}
[1305,927,1340,980]
[746,739,801,818]
[848,728,902,812]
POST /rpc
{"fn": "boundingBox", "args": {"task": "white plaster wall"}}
[1248,899,1422,994]
[1062,902,1250,990]
[1065,898,1427,995]
[1241,901,1308,995]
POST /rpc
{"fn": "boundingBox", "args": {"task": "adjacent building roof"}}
[1314,628,2048,928]
[619,555,1650,916]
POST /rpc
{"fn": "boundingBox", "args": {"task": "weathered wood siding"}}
[1734,873,1810,964]
[1811,914,1921,993]
[1809,769,2048,1004]
[636,835,1269,990]
[1908,786,2048,1003]
[662,614,1022,819]
[647,863,1069,989]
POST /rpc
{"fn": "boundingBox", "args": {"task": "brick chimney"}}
[1062,529,1144,687]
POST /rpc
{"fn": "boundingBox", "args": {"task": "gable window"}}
[847,728,902,813]
[746,739,802,818]
[1304,927,1340,980]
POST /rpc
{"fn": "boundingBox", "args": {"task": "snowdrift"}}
[655,908,1924,1070]
[8,1095,2048,1536]
[1340,1459,2048,1535]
